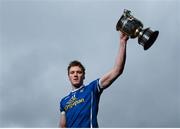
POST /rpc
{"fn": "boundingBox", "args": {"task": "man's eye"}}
[70,71,74,74]
[77,71,82,74]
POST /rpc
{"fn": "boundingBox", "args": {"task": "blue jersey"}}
[60,79,103,128]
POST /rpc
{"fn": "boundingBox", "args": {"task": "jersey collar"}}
[71,85,84,93]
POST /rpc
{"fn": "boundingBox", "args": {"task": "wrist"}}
[120,40,127,47]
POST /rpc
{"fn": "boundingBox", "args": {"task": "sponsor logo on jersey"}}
[65,97,85,111]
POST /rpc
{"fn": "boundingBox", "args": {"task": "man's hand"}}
[120,32,129,46]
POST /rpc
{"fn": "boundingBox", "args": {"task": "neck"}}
[72,84,84,92]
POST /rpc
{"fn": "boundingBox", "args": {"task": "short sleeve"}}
[97,78,104,94]
[89,78,104,96]
[60,100,65,113]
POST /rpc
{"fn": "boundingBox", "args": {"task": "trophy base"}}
[138,28,159,50]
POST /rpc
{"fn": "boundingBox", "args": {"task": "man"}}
[59,32,129,128]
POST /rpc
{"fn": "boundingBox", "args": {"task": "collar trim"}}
[71,85,84,93]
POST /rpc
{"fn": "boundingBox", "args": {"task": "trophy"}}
[116,9,159,50]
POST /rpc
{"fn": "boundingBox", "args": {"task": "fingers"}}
[120,32,129,41]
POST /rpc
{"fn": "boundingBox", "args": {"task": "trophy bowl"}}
[116,9,159,50]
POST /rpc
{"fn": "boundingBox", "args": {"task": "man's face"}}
[68,66,85,88]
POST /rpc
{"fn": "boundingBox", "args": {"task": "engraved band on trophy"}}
[116,9,159,50]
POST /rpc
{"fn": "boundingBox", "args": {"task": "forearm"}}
[113,39,127,76]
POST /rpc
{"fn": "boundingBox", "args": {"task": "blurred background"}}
[0,0,179,127]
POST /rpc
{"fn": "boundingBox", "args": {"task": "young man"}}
[59,32,129,128]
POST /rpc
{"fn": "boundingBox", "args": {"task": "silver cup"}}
[116,9,159,50]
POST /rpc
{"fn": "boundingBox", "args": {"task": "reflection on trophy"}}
[116,9,159,50]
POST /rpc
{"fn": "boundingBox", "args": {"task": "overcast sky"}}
[0,0,180,128]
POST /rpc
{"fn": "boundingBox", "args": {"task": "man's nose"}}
[74,72,78,76]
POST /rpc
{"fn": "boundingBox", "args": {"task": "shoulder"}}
[86,78,103,93]
[60,93,71,104]
[87,78,100,86]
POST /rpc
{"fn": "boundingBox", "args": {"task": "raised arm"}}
[99,32,129,89]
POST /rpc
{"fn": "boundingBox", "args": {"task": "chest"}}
[63,87,92,112]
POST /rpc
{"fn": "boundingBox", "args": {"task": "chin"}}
[72,82,82,88]
[73,84,81,88]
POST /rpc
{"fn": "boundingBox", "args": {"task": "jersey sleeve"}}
[60,100,65,113]
[97,78,104,94]
[89,78,104,96]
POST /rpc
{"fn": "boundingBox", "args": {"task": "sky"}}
[0,0,180,128]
